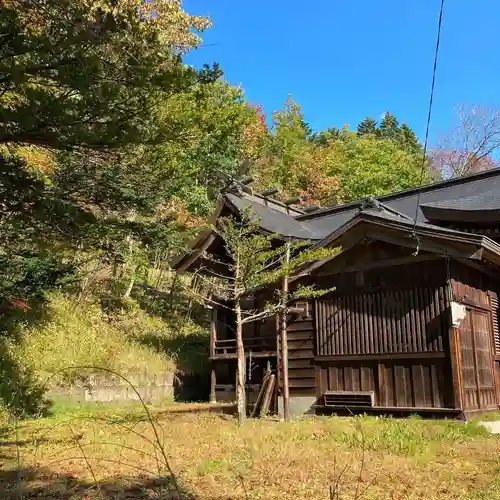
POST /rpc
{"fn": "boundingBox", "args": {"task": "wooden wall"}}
[449,262,500,411]
[316,357,453,408]
[285,310,316,396]
[313,259,456,409]
[315,286,448,356]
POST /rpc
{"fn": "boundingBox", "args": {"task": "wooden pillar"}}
[280,238,291,421]
[210,306,217,359]
[446,258,463,410]
[210,363,217,403]
[210,306,217,403]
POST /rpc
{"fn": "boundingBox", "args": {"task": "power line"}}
[412,0,446,234]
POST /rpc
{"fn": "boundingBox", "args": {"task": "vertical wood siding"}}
[314,286,448,356]
[450,262,499,410]
[284,310,316,396]
[490,291,500,356]
[316,358,453,408]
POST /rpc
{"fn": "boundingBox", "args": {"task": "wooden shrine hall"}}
[172,169,500,418]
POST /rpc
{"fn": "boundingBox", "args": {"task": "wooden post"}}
[210,307,217,403]
[210,306,217,359]
[210,363,217,403]
[281,238,291,421]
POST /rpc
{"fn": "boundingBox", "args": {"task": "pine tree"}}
[378,112,401,141]
[200,209,339,423]
[401,123,422,154]
[357,117,378,136]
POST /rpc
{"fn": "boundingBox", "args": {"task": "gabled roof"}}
[172,168,500,272]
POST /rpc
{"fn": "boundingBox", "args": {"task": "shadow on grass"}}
[0,300,54,419]
[0,466,196,499]
[135,331,210,403]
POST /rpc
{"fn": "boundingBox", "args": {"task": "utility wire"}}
[411,0,446,235]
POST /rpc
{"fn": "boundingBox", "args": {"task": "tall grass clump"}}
[8,293,177,387]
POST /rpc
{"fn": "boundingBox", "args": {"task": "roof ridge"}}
[298,167,500,220]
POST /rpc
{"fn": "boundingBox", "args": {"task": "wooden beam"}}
[314,351,446,362]
[365,229,483,261]
[316,254,438,276]
[260,374,276,416]
[449,326,463,411]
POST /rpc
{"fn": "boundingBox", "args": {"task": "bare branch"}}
[432,104,500,178]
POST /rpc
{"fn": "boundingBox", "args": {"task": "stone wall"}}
[48,372,174,404]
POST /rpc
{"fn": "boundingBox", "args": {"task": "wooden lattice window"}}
[489,291,500,356]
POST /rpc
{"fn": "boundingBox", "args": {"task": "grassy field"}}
[1,403,500,499]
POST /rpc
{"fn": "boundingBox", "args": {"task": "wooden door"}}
[460,308,497,410]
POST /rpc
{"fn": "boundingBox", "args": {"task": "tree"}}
[0,0,216,150]
[0,0,224,309]
[199,209,338,423]
[378,112,401,141]
[431,104,500,178]
[400,123,422,154]
[250,97,342,205]
[357,117,378,136]
[325,132,429,203]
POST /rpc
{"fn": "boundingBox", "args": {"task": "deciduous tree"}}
[431,105,500,179]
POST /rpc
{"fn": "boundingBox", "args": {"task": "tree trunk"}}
[123,267,136,299]
[280,238,291,421]
[235,297,246,424]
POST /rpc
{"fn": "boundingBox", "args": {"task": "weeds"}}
[2,374,500,499]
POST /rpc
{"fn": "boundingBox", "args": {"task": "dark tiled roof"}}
[225,193,325,240]
[221,169,500,243]
[420,191,500,211]
[296,167,500,229]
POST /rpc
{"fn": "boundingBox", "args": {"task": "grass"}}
[2,404,500,499]
[5,293,210,392]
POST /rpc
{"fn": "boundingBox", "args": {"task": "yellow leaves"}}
[130,0,212,50]
[11,145,56,175]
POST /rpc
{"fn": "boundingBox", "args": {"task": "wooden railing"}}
[212,337,276,357]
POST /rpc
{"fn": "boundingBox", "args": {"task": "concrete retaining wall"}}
[48,372,174,404]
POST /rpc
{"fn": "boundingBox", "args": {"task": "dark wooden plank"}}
[315,365,322,398]
[289,379,316,388]
[288,368,316,379]
[411,364,424,407]
[344,365,353,391]
[404,364,413,407]
[430,362,442,408]
[409,288,418,352]
[288,358,313,368]
[394,364,406,407]
[382,290,390,354]
[345,296,352,355]
[314,351,446,361]
[386,363,395,406]
[334,298,340,355]
[317,300,324,356]
[328,366,335,391]
[287,339,314,350]
[423,287,432,351]
[355,294,362,355]
[416,288,425,352]
[367,293,374,354]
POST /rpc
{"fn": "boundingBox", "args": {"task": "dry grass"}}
[1,404,500,499]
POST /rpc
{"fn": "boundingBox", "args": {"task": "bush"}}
[8,293,176,387]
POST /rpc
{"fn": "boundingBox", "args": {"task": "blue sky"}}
[184,1,498,142]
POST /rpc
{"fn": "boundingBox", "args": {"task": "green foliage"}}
[325,133,429,202]
[339,415,488,456]
[0,0,216,150]
[212,208,340,312]
[9,293,177,386]
[356,117,378,136]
